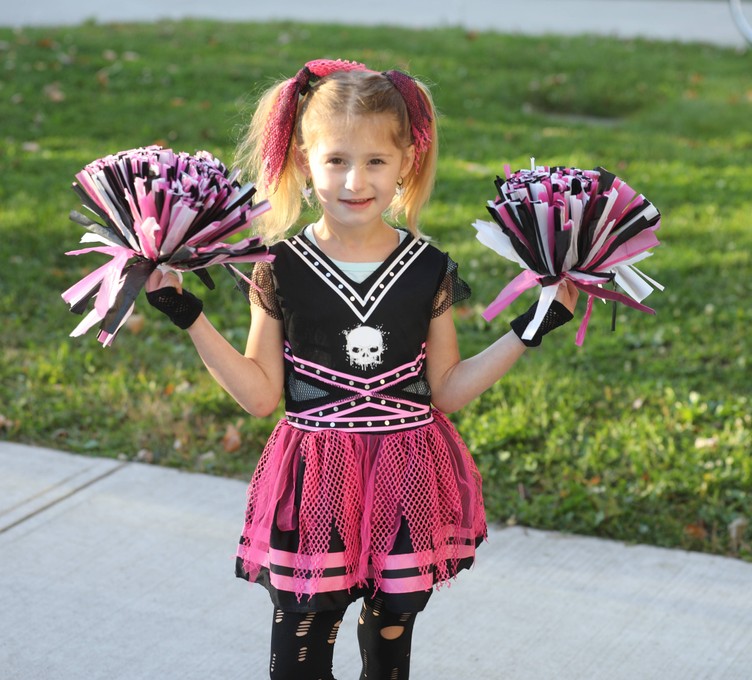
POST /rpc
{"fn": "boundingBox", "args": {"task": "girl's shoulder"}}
[266,226,310,253]
[411,232,455,269]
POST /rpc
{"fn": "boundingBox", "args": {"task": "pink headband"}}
[260,58,434,191]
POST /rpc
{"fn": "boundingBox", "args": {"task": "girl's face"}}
[303,113,414,233]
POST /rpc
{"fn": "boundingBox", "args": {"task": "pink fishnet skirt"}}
[235,410,487,611]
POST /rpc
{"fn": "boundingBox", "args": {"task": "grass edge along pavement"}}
[0,20,750,561]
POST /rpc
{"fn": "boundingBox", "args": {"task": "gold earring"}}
[396,177,404,197]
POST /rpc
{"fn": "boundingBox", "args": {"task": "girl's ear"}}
[293,146,310,176]
[400,144,416,178]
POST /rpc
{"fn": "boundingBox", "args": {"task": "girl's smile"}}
[340,197,375,209]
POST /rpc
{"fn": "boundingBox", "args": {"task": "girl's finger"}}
[145,269,182,293]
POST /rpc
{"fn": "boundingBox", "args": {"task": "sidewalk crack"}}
[0,461,129,534]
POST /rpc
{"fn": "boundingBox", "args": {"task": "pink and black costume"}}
[235,227,487,613]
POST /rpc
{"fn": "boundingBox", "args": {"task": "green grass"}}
[1,21,750,559]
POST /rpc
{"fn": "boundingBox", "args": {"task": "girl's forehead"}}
[306,113,400,148]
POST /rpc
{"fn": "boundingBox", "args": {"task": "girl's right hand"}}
[146,267,183,294]
[145,269,203,329]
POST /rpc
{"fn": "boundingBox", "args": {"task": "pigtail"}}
[235,81,306,242]
[236,60,370,242]
[388,78,439,238]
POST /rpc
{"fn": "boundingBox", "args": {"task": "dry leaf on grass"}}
[222,423,242,453]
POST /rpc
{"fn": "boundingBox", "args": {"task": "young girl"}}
[146,58,578,680]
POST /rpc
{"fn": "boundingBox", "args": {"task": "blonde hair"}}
[236,69,438,242]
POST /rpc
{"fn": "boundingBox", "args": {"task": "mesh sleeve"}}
[431,254,472,318]
[249,261,283,319]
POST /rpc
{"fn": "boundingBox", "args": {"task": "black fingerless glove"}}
[511,300,574,347]
[146,286,204,329]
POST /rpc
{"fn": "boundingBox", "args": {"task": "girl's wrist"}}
[146,286,204,329]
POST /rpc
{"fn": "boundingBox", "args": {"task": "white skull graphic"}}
[345,325,385,369]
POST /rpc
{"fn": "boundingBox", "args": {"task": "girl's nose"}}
[345,165,366,192]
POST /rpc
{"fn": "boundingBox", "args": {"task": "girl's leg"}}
[269,607,346,680]
[357,595,419,680]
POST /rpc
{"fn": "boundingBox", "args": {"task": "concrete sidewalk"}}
[1,441,751,679]
[2,0,749,49]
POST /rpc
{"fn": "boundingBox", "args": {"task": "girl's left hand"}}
[556,279,579,314]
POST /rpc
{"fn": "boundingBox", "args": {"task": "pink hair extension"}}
[261,59,369,191]
[382,69,433,172]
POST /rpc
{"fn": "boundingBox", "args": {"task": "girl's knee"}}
[379,625,405,640]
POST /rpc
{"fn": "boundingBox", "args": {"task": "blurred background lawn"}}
[0,20,750,559]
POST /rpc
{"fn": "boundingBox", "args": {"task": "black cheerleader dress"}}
[235,227,487,613]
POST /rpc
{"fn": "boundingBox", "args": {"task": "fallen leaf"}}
[43,81,65,102]
[729,517,749,553]
[199,450,216,464]
[684,522,708,540]
[694,436,719,450]
[136,448,153,463]
[517,483,531,501]
[0,414,15,430]
[222,423,242,453]
[96,69,109,88]
[125,313,145,334]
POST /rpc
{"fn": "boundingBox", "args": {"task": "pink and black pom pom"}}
[473,163,663,345]
[61,145,272,346]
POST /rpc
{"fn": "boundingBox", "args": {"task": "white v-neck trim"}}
[287,229,428,323]
[304,225,407,283]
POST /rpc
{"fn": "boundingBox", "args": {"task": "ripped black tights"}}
[268,596,418,680]
[357,595,417,680]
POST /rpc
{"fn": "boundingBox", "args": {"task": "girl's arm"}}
[426,280,578,413]
[186,304,284,417]
[147,270,284,417]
